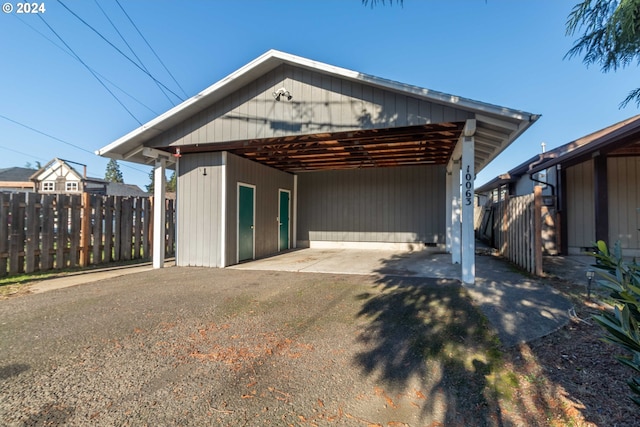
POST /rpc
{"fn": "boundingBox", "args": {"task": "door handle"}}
[250,225,254,229]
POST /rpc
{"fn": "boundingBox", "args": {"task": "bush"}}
[591,240,640,406]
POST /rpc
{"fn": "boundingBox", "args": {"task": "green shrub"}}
[592,240,640,406]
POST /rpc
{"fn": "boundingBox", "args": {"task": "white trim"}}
[451,160,461,265]
[42,181,55,192]
[142,147,176,163]
[461,134,475,285]
[96,50,539,163]
[65,181,79,192]
[308,241,442,251]
[445,168,452,252]
[220,152,227,267]
[152,159,166,269]
[278,188,291,251]
[174,156,180,265]
[236,182,256,263]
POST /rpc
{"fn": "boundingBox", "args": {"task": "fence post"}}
[534,185,543,276]
[502,192,509,257]
[69,196,81,267]
[40,194,54,270]
[92,195,103,264]
[0,193,9,277]
[9,193,25,275]
[25,193,39,273]
[80,192,91,267]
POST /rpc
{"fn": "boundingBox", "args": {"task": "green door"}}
[279,190,290,251]
[238,185,254,262]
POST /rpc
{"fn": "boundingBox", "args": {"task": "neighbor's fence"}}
[0,192,175,277]
[475,186,543,275]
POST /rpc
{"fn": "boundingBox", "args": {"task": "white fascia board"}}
[97,49,540,161]
[276,50,538,122]
[96,51,284,159]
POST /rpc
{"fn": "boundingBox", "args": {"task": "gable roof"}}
[98,49,539,173]
[476,114,640,193]
[0,167,37,182]
[30,158,84,182]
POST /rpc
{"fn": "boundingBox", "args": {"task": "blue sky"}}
[1,0,637,189]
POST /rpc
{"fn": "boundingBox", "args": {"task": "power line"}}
[14,14,160,116]
[115,0,189,99]
[0,145,48,163]
[0,113,93,154]
[57,0,184,103]
[93,0,175,106]
[37,14,143,125]
[0,113,148,175]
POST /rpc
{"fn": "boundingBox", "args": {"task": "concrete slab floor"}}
[229,248,462,280]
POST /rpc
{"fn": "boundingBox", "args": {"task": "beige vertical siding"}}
[225,153,295,265]
[147,64,473,148]
[296,165,445,245]
[176,152,224,267]
[566,160,595,250]
[608,156,640,250]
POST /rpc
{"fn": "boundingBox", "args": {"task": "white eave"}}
[97,49,539,170]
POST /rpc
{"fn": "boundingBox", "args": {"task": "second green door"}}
[238,184,255,262]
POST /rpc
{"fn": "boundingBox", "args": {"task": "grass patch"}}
[0,258,154,299]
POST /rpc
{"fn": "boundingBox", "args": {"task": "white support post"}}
[153,159,166,269]
[451,160,461,264]
[461,133,476,285]
[220,152,227,267]
[445,167,452,253]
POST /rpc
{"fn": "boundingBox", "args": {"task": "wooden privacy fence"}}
[476,187,543,275]
[0,192,175,277]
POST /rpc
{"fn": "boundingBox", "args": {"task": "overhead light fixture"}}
[273,87,292,101]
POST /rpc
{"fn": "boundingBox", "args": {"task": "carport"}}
[97,50,539,284]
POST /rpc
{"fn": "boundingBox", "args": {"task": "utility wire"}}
[37,14,143,125]
[115,0,189,99]
[0,144,47,163]
[14,14,159,116]
[93,0,174,106]
[0,113,94,154]
[57,0,184,103]
[0,114,148,175]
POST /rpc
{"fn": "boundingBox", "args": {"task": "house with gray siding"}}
[97,50,539,283]
[476,115,640,256]
[30,158,147,197]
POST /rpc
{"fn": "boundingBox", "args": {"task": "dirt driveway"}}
[1,267,529,426]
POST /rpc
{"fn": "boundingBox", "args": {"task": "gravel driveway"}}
[0,267,498,426]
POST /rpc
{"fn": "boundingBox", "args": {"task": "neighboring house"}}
[0,167,36,192]
[97,50,538,283]
[476,115,640,256]
[85,178,149,197]
[31,158,86,194]
[31,158,147,197]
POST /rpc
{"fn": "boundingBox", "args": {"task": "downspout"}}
[528,154,555,199]
[528,155,560,255]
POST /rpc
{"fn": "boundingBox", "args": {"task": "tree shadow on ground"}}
[0,363,29,380]
[352,250,601,426]
[354,275,505,426]
[20,402,75,427]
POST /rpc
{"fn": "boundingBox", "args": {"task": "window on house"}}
[42,181,55,192]
[65,182,79,192]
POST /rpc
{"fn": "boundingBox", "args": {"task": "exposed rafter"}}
[166,123,464,172]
